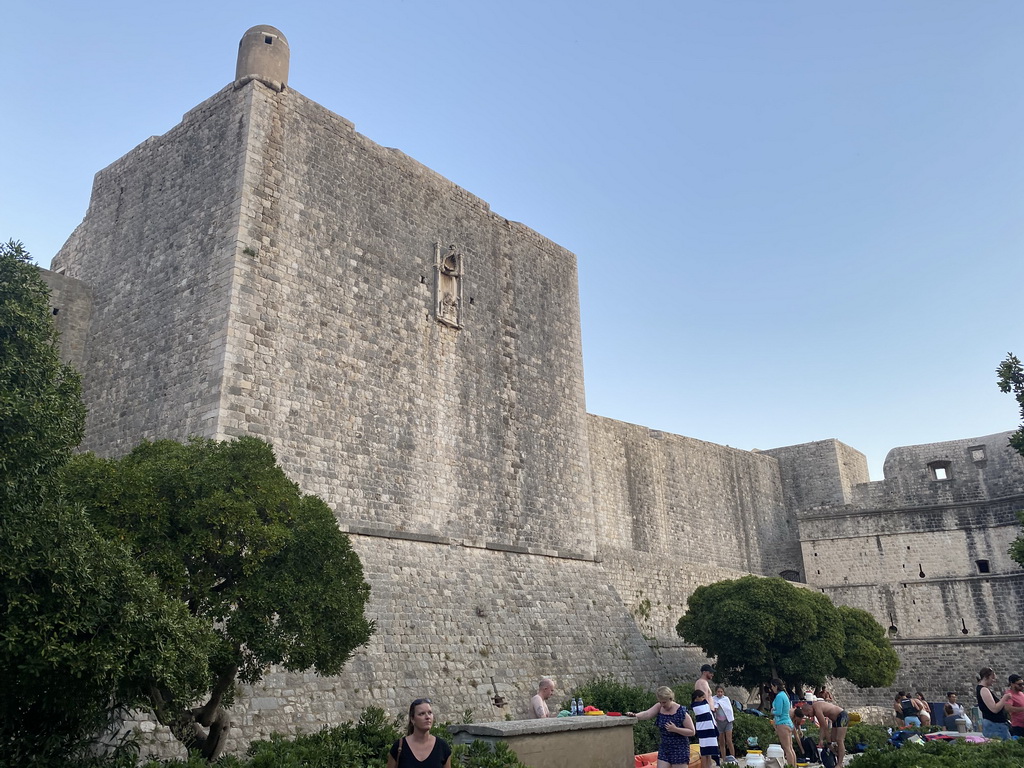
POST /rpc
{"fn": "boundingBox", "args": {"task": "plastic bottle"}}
[571,698,578,715]
[576,697,584,714]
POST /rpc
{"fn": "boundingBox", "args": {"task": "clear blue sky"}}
[6,1,1024,479]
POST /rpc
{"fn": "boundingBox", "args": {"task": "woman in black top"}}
[976,667,1012,740]
[387,698,453,768]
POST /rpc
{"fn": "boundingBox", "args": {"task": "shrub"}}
[567,678,699,754]
[732,712,776,757]
[850,737,1024,767]
[844,722,890,754]
[452,739,529,768]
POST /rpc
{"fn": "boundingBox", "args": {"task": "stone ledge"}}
[449,715,633,738]
[891,633,1024,646]
[342,525,452,545]
[341,525,598,561]
[813,571,1024,589]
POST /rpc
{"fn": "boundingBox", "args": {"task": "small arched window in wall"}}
[779,569,802,583]
[928,460,952,480]
[976,559,991,574]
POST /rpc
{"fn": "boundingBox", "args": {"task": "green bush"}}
[844,722,891,754]
[567,677,698,754]
[732,712,776,757]
[850,737,1024,767]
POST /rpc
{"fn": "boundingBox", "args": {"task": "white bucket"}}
[765,744,785,758]
[744,750,766,767]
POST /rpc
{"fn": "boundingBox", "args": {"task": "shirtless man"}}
[696,665,717,713]
[531,678,556,718]
[801,698,850,766]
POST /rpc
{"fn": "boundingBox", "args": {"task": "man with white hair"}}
[531,677,557,718]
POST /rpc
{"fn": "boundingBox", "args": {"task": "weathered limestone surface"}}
[47,59,1024,758]
[450,716,635,768]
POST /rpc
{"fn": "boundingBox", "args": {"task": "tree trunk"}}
[154,664,238,761]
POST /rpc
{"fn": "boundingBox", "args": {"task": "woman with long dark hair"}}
[769,679,797,767]
[976,667,1013,740]
[387,698,452,768]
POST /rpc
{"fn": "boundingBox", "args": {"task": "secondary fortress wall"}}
[219,81,596,556]
[51,86,249,455]
[797,432,1024,707]
[589,415,800,587]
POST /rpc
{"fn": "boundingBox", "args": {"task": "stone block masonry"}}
[45,32,1024,756]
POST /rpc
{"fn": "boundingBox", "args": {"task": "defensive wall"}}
[37,26,1024,755]
[794,432,1024,706]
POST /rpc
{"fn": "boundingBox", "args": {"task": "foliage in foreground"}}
[996,353,1024,571]
[127,707,526,768]
[851,736,1024,767]
[0,240,210,767]
[731,712,777,757]
[676,575,899,690]
[61,436,375,760]
[844,723,891,754]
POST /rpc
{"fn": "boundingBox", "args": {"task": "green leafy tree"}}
[676,575,896,692]
[62,436,376,760]
[833,605,900,688]
[997,353,1024,457]
[0,240,84,497]
[996,353,1024,569]
[1,240,211,765]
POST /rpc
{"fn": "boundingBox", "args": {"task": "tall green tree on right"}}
[996,352,1024,568]
[676,575,898,693]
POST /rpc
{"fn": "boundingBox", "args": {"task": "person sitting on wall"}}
[945,691,971,729]
[942,703,959,730]
[531,677,557,718]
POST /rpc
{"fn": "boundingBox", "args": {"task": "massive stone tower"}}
[43,27,1024,755]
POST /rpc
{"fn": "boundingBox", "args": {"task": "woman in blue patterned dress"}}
[626,686,696,768]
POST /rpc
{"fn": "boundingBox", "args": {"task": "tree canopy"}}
[997,353,1024,457]
[62,436,376,759]
[1,241,211,765]
[676,575,898,692]
[996,353,1024,569]
[0,240,83,497]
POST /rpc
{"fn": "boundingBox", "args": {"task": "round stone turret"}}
[235,25,289,92]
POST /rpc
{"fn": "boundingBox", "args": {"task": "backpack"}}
[799,736,819,763]
[819,746,836,768]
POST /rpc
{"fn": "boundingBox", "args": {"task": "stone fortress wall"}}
[39,27,1024,755]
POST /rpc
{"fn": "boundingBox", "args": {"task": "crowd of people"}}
[890,668,1024,741]
[387,663,1024,767]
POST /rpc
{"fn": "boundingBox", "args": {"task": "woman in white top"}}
[712,686,737,764]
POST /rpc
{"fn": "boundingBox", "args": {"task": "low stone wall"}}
[450,715,635,768]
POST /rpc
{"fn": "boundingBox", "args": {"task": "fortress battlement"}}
[39,27,1024,757]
